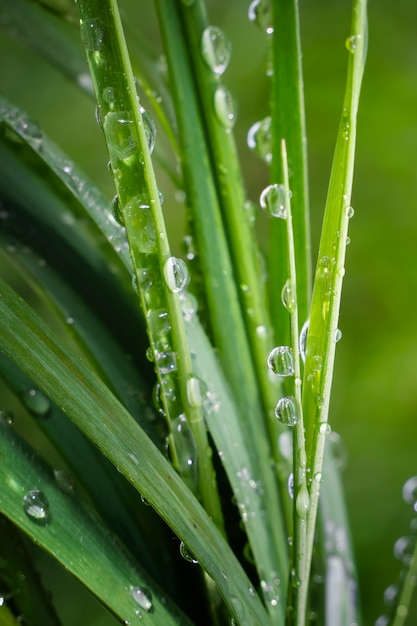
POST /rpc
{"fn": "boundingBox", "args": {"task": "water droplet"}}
[394,535,415,567]
[164,257,189,293]
[312,355,323,371]
[0,409,14,426]
[275,396,298,426]
[335,328,342,343]
[319,422,331,436]
[296,485,310,518]
[260,184,287,218]
[156,351,177,374]
[375,616,390,626]
[179,541,198,564]
[247,116,272,163]
[203,391,221,413]
[403,476,417,511]
[17,117,42,149]
[346,205,354,219]
[267,346,294,376]
[183,235,196,260]
[53,469,76,493]
[299,319,309,363]
[314,472,323,483]
[21,388,51,417]
[345,35,357,53]
[186,376,206,408]
[125,196,156,254]
[201,26,231,76]
[383,584,398,608]
[112,194,124,225]
[281,279,296,312]
[22,490,50,525]
[171,414,198,488]
[130,587,153,612]
[214,86,237,130]
[147,309,171,336]
[80,18,104,51]
[248,0,273,34]
[288,472,294,499]
[104,112,137,162]
[140,108,156,155]
[180,292,198,321]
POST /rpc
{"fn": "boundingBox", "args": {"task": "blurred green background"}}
[1,0,417,624]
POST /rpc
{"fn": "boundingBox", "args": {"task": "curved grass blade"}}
[0,279,270,625]
[270,0,311,339]
[0,515,61,626]
[0,424,192,626]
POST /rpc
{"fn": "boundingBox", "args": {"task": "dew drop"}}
[275,396,298,426]
[299,319,309,363]
[290,569,301,588]
[22,490,50,525]
[183,234,196,260]
[375,616,390,626]
[345,35,357,53]
[112,194,124,225]
[281,279,296,312]
[260,184,287,219]
[403,476,417,511]
[393,535,415,567]
[180,292,198,321]
[130,587,153,612]
[201,26,232,76]
[248,0,273,34]
[186,376,207,408]
[147,309,171,336]
[0,409,14,426]
[125,196,156,254]
[104,112,137,162]
[312,355,323,371]
[247,116,272,163]
[18,117,42,149]
[80,18,104,51]
[288,472,294,499]
[164,257,189,293]
[267,346,294,377]
[21,388,51,418]
[156,351,177,374]
[319,422,331,436]
[346,205,354,219]
[102,86,116,103]
[335,328,342,343]
[383,584,398,608]
[179,541,199,564]
[171,414,198,488]
[296,485,310,518]
[203,391,221,413]
[214,86,237,130]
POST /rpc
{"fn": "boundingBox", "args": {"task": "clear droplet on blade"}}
[23,490,50,525]
[21,388,51,418]
[164,257,189,293]
[201,26,232,76]
[267,346,294,377]
[247,116,272,163]
[403,476,417,511]
[275,396,298,426]
[130,586,153,612]
[248,0,274,34]
[260,184,287,218]
[214,86,237,130]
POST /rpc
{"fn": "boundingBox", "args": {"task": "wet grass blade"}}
[0,279,270,625]
[0,424,192,626]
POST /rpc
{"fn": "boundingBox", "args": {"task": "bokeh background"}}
[1,0,417,624]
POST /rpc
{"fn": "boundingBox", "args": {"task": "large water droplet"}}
[21,388,51,417]
[248,0,273,34]
[299,319,309,363]
[201,26,232,76]
[104,112,137,162]
[54,469,76,494]
[403,476,417,511]
[171,414,198,488]
[125,196,156,254]
[179,541,199,564]
[80,18,104,51]
[375,616,390,626]
[267,346,294,376]
[214,86,237,130]
[180,292,199,321]
[147,309,171,336]
[156,352,177,374]
[186,376,206,408]
[130,586,153,612]
[164,257,189,293]
[345,35,357,53]
[247,116,272,163]
[281,279,296,312]
[22,490,50,525]
[260,184,287,218]
[383,584,398,608]
[296,485,310,518]
[288,472,294,499]
[275,396,298,426]
[394,535,415,567]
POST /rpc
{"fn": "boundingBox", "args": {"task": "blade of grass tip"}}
[0,279,270,626]
[301,0,367,620]
[75,0,224,532]
[176,0,280,429]
[319,444,362,626]
[154,0,289,593]
[279,140,309,624]
[0,424,192,626]
[270,0,311,340]
[0,515,61,626]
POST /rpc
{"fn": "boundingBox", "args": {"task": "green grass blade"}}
[301,0,367,620]
[76,0,223,528]
[0,279,270,625]
[0,424,192,626]
[270,0,311,338]
[0,515,61,626]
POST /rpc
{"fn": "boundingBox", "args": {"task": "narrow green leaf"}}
[0,425,191,626]
[0,279,270,625]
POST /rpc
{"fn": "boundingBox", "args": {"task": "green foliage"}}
[1,0,415,625]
